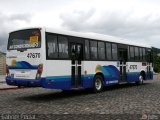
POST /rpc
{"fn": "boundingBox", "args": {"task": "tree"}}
[154,56,160,73]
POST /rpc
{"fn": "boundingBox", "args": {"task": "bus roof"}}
[45,28,151,48]
[10,27,151,48]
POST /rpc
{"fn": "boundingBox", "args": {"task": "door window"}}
[77,45,82,60]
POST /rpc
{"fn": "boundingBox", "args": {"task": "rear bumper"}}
[6,77,44,87]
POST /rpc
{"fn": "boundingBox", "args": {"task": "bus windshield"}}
[7,29,41,50]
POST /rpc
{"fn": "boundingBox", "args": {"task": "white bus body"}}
[6,27,153,92]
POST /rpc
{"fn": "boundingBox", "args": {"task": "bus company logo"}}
[95,64,102,73]
[129,65,137,70]
[141,113,158,120]
[11,60,17,66]
[0,114,36,120]
[141,113,148,120]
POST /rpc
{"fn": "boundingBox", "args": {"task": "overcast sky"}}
[0,0,160,52]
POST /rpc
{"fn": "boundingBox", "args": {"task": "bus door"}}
[118,48,128,81]
[70,43,83,88]
[146,63,152,79]
[146,49,153,79]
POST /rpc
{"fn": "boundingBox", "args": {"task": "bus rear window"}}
[7,29,41,50]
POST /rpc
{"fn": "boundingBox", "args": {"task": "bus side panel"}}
[126,62,139,82]
[127,62,153,83]
[82,74,94,88]
[126,72,139,82]
[42,60,72,90]
[41,76,71,90]
[83,61,119,88]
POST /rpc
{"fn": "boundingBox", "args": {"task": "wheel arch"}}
[140,70,146,80]
[94,72,105,85]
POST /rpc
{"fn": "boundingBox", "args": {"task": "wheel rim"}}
[95,78,102,90]
[139,75,143,84]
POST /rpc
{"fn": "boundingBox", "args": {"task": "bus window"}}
[112,43,117,60]
[130,46,134,60]
[146,49,152,62]
[90,41,97,60]
[143,48,146,60]
[8,29,41,50]
[135,47,139,60]
[85,40,90,60]
[98,42,105,60]
[47,34,58,58]
[128,46,130,60]
[106,43,111,60]
[139,48,143,60]
[58,35,69,58]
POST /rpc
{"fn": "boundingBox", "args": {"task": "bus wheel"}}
[136,75,144,85]
[93,75,104,93]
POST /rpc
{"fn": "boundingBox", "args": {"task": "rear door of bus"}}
[69,37,84,88]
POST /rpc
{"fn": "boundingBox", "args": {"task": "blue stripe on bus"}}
[43,76,71,90]
[6,71,153,90]
[8,61,38,69]
[126,72,153,82]
[6,77,43,87]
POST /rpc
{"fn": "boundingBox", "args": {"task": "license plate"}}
[15,70,30,78]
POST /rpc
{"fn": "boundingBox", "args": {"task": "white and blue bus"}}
[6,27,153,92]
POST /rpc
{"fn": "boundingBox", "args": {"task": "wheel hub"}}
[139,76,143,83]
[95,78,102,90]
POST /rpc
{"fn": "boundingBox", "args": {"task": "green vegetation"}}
[154,56,160,73]
[152,47,160,73]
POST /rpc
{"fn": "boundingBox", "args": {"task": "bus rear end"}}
[6,28,45,87]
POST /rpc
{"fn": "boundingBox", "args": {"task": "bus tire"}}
[136,75,144,85]
[93,75,104,93]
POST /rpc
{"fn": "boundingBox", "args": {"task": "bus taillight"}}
[36,64,43,79]
[38,64,43,74]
